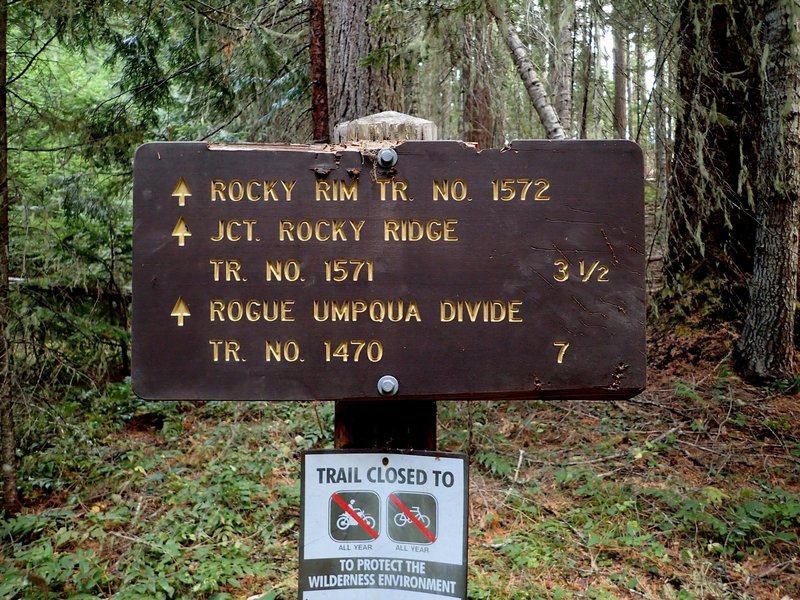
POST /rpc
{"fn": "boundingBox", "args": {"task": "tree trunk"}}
[612,9,627,139]
[462,12,497,148]
[654,17,668,203]
[309,0,329,143]
[578,7,594,139]
[661,1,761,319]
[0,0,20,515]
[592,8,603,138]
[553,0,575,136]
[735,0,800,381]
[327,0,403,132]
[487,0,565,140]
[633,15,645,141]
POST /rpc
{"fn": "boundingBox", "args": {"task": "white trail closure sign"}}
[300,451,468,599]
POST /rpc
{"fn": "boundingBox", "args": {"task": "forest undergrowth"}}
[1,324,799,599]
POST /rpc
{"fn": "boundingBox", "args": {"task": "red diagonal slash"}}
[389,493,436,542]
[331,493,379,539]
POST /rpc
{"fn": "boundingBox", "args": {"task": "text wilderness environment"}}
[131,140,646,401]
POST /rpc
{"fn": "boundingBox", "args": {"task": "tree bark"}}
[553,0,575,136]
[327,0,403,132]
[654,17,668,203]
[462,12,497,148]
[487,0,565,140]
[612,8,627,139]
[578,7,594,139]
[633,15,645,141]
[735,0,800,381]
[309,0,329,143]
[591,8,603,138]
[0,0,20,515]
[661,1,761,319]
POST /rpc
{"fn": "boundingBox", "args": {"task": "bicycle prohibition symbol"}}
[394,506,431,528]
[336,499,377,531]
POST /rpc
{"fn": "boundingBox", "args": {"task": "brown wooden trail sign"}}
[131,140,645,402]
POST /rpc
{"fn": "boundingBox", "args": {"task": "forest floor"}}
[1,324,799,599]
[460,323,800,599]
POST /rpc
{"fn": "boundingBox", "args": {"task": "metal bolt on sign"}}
[377,375,399,397]
[376,147,398,168]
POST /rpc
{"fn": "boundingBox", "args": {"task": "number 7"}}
[553,341,570,364]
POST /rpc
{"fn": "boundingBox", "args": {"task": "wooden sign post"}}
[332,112,439,451]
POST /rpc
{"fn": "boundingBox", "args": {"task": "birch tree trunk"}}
[487,0,565,140]
[735,0,800,381]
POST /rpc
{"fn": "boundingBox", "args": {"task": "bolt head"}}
[376,148,398,168]
[377,375,399,396]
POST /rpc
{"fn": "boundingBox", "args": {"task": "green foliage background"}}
[5,1,799,598]
[2,385,799,598]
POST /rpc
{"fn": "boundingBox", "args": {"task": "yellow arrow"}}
[171,177,192,206]
[171,217,192,247]
[170,297,191,327]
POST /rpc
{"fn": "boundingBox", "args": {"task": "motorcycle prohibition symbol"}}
[336,499,377,531]
[393,506,431,528]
